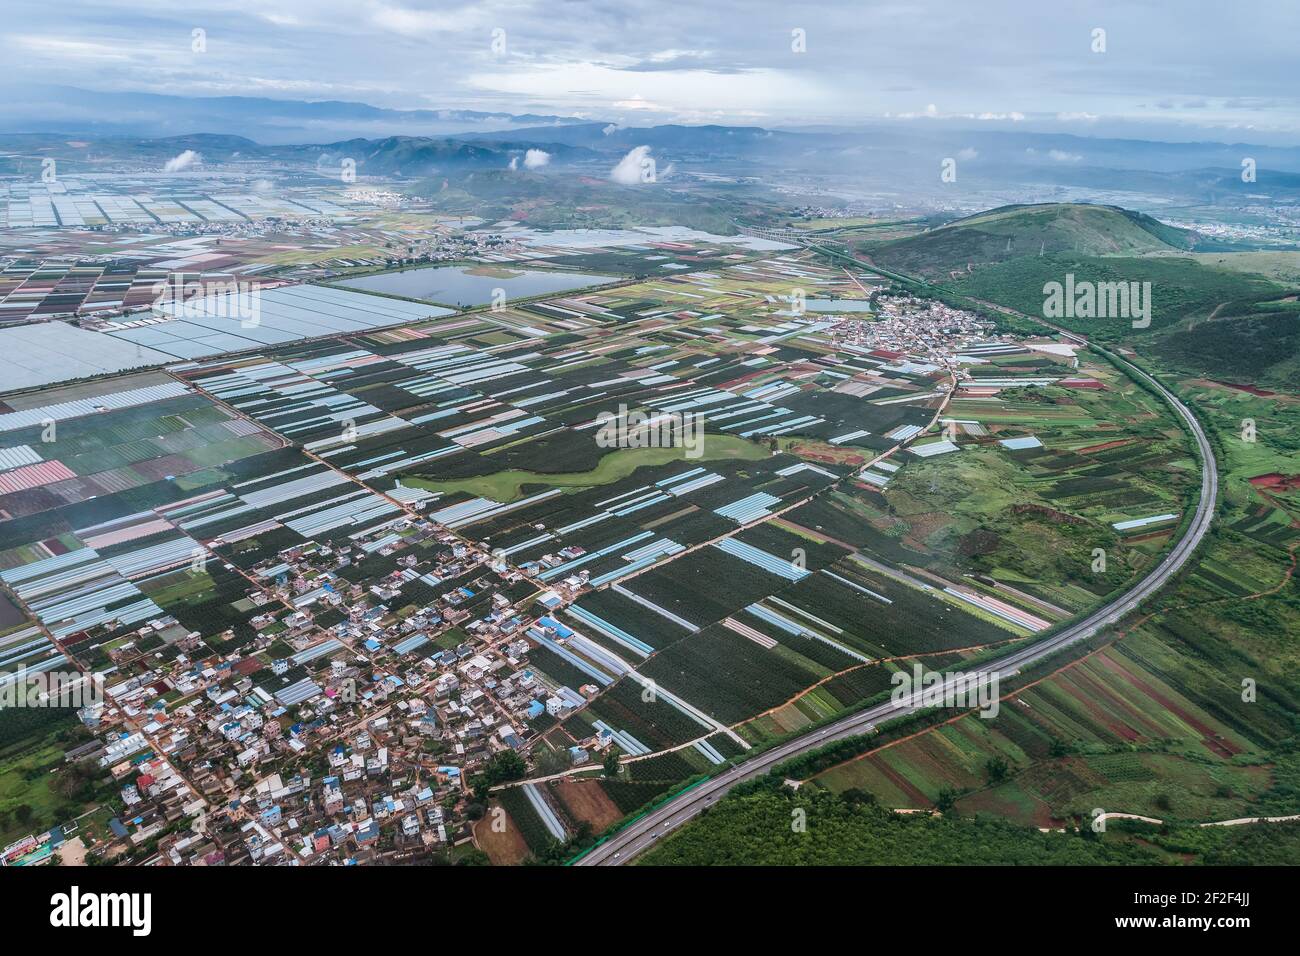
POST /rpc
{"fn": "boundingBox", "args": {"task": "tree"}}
[985,756,1011,784]
[470,750,527,799]
[482,750,526,785]
[603,750,620,778]
[935,788,959,815]
[840,788,877,807]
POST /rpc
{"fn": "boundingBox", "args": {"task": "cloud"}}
[615,50,744,74]
[892,105,1025,122]
[610,145,654,185]
[613,95,666,111]
[602,123,619,135]
[1048,149,1082,162]
[10,35,132,61]
[368,2,473,37]
[957,147,978,161]
[6,1,1299,138]
[163,149,200,172]
[523,148,550,168]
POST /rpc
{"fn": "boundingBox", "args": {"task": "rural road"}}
[574,339,1218,866]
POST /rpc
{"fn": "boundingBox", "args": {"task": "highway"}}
[575,335,1218,866]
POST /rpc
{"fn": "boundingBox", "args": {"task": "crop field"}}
[0,240,1211,862]
[637,622,837,724]
[738,655,969,744]
[810,620,1293,826]
[0,367,463,685]
[1173,379,1300,523]
[0,377,286,531]
[806,348,1203,613]
[493,786,559,857]
[548,777,625,832]
[562,677,710,751]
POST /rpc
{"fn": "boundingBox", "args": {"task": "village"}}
[3,505,623,867]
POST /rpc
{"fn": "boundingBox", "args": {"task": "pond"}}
[336,264,615,308]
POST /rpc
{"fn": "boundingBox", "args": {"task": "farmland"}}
[0,227,1237,867]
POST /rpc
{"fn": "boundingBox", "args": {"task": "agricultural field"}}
[802,543,1300,821]
[0,236,1224,868]
[783,382,1300,831]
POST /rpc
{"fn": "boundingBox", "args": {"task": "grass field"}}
[400,437,768,502]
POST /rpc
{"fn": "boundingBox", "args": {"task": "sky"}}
[4,0,1300,143]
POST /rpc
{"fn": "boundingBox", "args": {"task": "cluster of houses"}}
[830,294,999,371]
[28,514,617,865]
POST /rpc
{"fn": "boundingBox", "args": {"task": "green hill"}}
[866,203,1200,280]
[1153,305,1300,386]
[951,252,1281,339]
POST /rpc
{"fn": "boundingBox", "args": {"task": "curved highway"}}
[575,343,1217,866]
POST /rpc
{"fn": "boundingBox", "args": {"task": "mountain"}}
[0,86,589,144]
[0,131,598,178]
[281,136,597,176]
[863,203,1205,280]
[458,122,798,152]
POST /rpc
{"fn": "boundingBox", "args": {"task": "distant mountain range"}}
[7,88,1300,207]
[0,86,589,143]
[0,131,600,177]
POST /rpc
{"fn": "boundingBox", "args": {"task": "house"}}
[322,778,344,814]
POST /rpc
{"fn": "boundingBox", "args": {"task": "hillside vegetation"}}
[866,203,1199,280]
[953,252,1280,338]
[640,784,1300,865]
